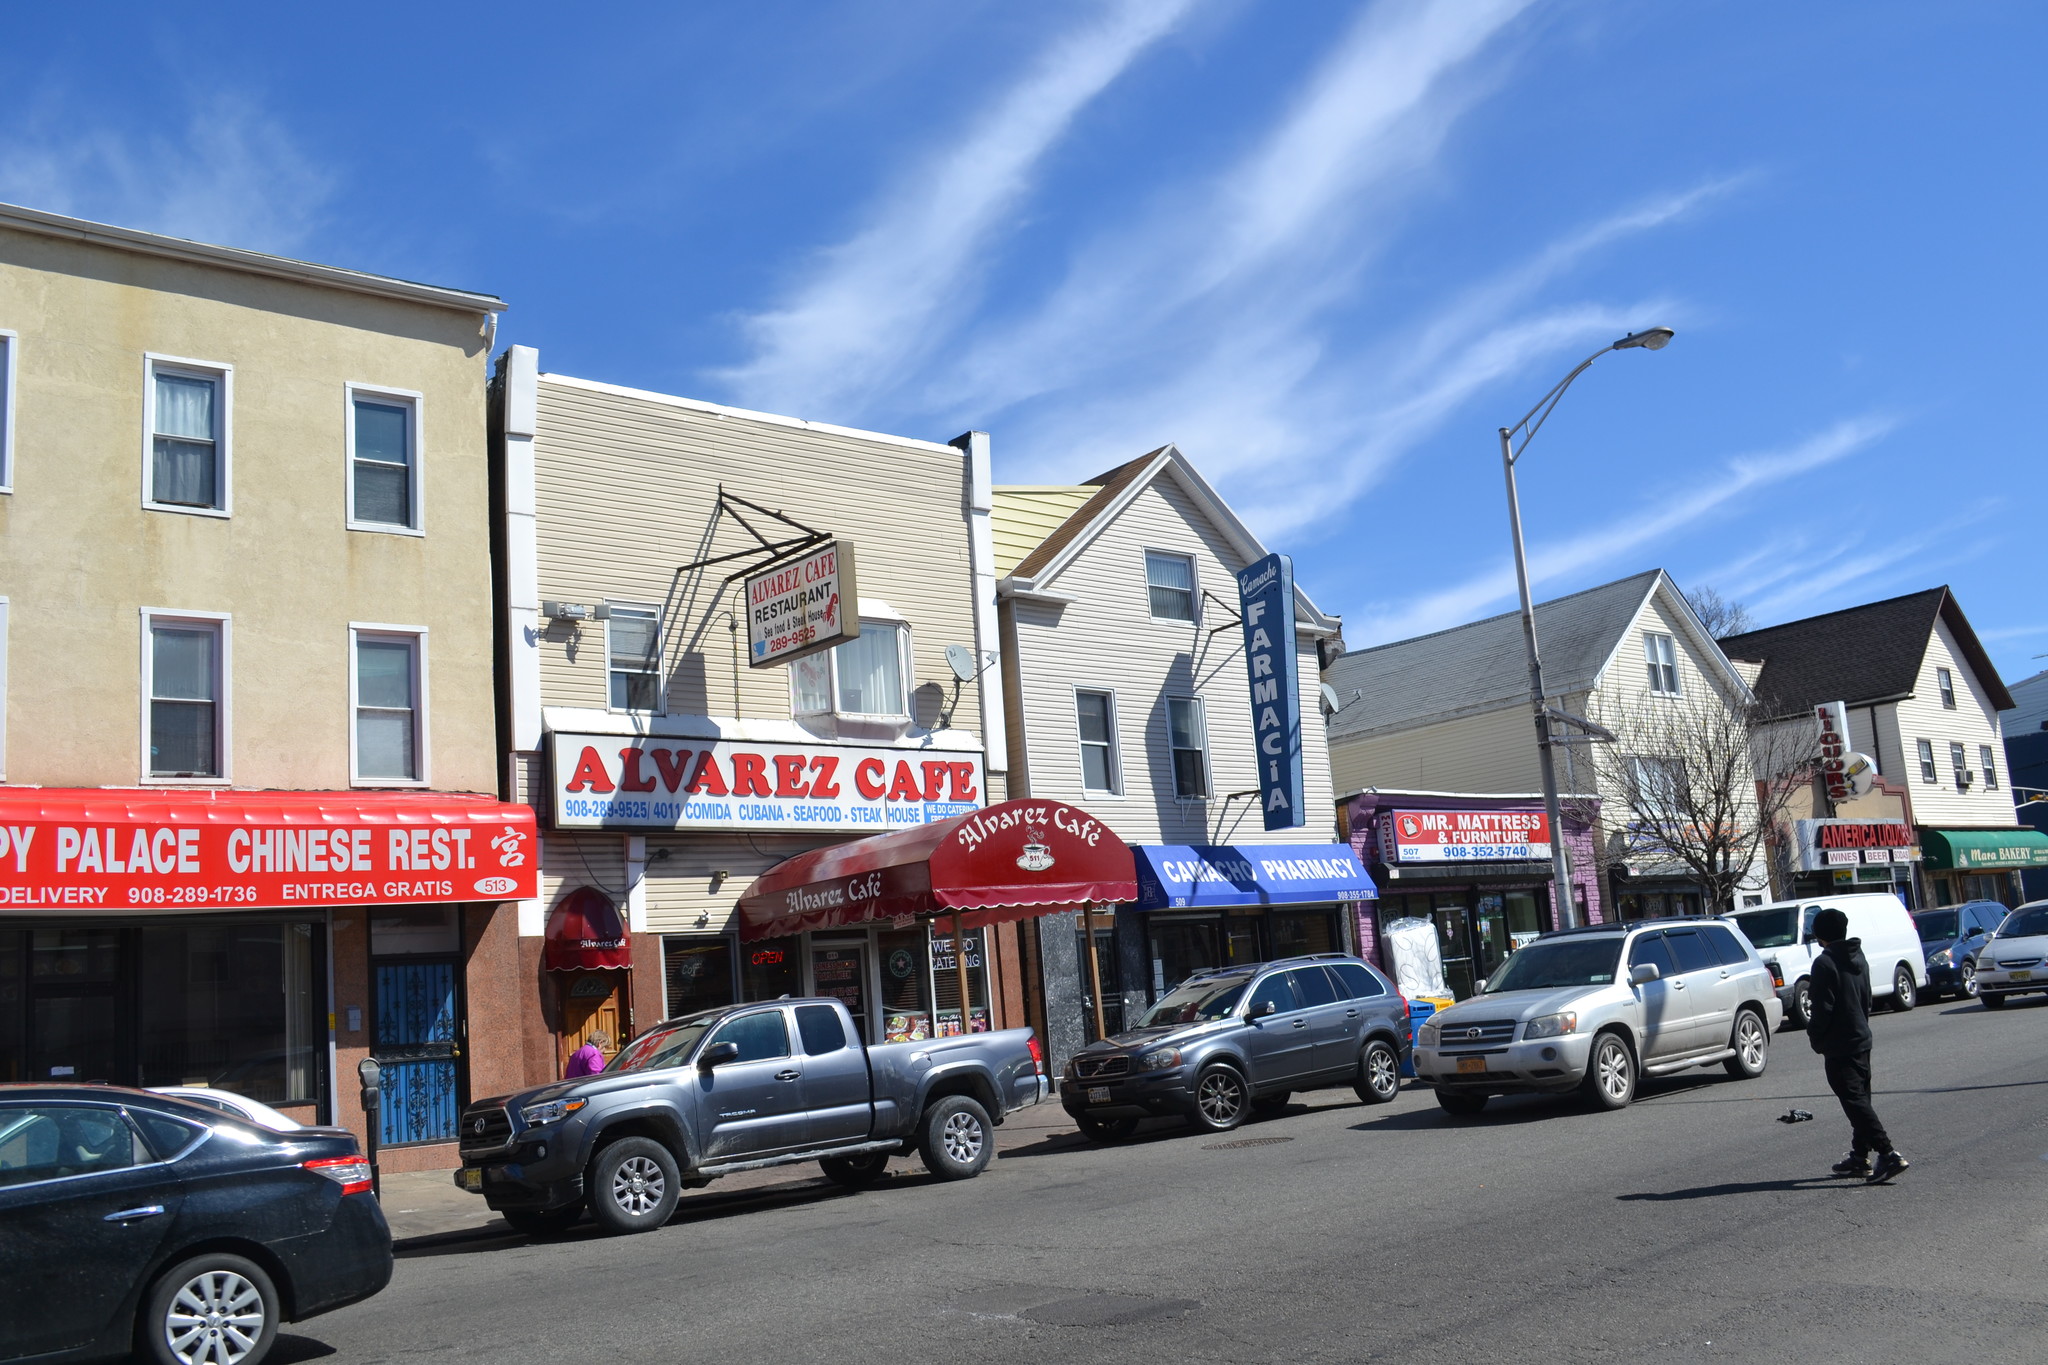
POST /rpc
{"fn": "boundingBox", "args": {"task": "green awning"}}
[1920,828,2048,870]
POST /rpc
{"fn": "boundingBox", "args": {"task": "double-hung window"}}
[1936,667,1956,709]
[790,622,910,720]
[607,605,662,711]
[1145,552,1195,622]
[143,612,228,779]
[0,328,16,492]
[1075,690,1119,793]
[1917,739,1936,783]
[1629,755,1683,818]
[1949,741,1969,790]
[352,628,426,784]
[1980,745,1998,790]
[347,386,422,533]
[1167,696,1209,799]
[1643,632,1680,695]
[145,357,230,514]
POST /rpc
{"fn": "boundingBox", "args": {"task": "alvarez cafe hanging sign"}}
[549,733,986,833]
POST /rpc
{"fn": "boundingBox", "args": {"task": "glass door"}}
[1431,894,1476,1000]
[27,929,126,1085]
[810,943,869,1043]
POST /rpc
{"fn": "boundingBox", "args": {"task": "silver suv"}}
[1413,919,1784,1117]
[1060,953,1410,1138]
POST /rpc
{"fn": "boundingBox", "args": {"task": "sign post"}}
[1236,553,1304,831]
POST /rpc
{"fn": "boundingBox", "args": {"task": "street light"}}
[1499,327,1674,930]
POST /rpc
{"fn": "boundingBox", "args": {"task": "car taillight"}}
[1026,1033,1046,1076]
[1765,960,1784,988]
[304,1155,373,1196]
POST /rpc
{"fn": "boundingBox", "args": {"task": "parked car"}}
[1722,893,1926,1026]
[148,1086,311,1133]
[454,996,1047,1237]
[1059,953,1410,1139]
[1912,900,2007,1000]
[1976,900,2048,1009]
[0,1084,390,1365]
[1412,919,1783,1117]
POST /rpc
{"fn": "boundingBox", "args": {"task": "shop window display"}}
[931,928,989,1036]
[663,938,735,1019]
[742,937,801,1002]
[878,928,932,1041]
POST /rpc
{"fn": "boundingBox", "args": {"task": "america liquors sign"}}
[745,540,861,668]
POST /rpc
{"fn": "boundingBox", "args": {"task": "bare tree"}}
[1589,690,1817,912]
[1685,584,1755,638]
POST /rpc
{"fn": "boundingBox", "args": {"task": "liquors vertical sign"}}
[1237,552,1304,831]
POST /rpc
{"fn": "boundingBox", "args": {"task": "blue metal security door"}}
[373,962,460,1145]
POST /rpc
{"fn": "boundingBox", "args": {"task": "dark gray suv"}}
[1059,953,1410,1138]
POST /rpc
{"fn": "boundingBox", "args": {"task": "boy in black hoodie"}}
[1807,907,1909,1183]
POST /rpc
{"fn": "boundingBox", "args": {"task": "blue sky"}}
[6,1,2043,683]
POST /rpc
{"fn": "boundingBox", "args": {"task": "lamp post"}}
[1500,327,1674,930]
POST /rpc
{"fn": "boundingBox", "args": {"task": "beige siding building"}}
[0,202,532,1172]
[496,348,1013,1065]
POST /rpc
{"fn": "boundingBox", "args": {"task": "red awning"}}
[0,788,539,913]
[543,886,631,971]
[736,798,1136,941]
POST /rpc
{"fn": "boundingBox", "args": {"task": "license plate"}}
[1456,1057,1488,1075]
[2012,971,2033,981]
[457,1167,484,1192]
[1088,1087,1111,1103]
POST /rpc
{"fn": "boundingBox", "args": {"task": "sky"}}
[5,1,2044,684]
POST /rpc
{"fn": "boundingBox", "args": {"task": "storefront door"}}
[25,930,126,1085]
[1148,916,1222,996]
[1432,896,1477,1001]
[373,961,460,1146]
[559,972,626,1070]
[810,943,869,1043]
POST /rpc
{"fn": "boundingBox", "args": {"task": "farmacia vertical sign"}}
[1237,552,1304,830]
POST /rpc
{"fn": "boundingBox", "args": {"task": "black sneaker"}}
[1867,1151,1910,1185]
[1831,1153,1871,1177]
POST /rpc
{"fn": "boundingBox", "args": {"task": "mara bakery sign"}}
[746,540,861,669]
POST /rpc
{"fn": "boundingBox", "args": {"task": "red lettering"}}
[887,761,924,802]
[650,749,691,792]
[808,755,842,797]
[921,761,951,802]
[949,762,979,802]
[564,747,615,794]
[773,754,811,798]
[686,752,729,796]
[731,753,773,798]
[618,748,658,793]
[854,757,887,800]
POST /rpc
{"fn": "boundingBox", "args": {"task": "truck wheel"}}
[502,1205,583,1237]
[588,1137,681,1235]
[1580,1031,1637,1111]
[1354,1040,1401,1105]
[919,1095,994,1180]
[820,1152,891,1188]
[1436,1090,1487,1117]
[1187,1063,1248,1133]
[1889,965,1917,1012]
[1788,978,1814,1029]
[1075,1115,1139,1142]
[138,1252,278,1365]
[1722,1008,1769,1079]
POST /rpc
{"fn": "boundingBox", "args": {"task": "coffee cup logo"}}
[1015,824,1055,873]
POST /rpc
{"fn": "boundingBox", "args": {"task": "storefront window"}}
[663,938,735,1020]
[1076,926,1123,1041]
[931,928,988,1035]
[1503,890,1544,945]
[811,943,869,1042]
[1271,910,1336,959]
[136,922,321,1103]
[1223,914,1263,966]
[370,906,459,955]
[0,936,19,1083]
[741,937,801,1002]
[1472,894,1509,986]
[1148,915,1221,996]
[877,929,932,1042]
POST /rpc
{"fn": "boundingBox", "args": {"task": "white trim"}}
[141,353,233,518]
[0,596,8,780]
[602,600,665,715]
[537,372,961,457]
[500,347,543,754]
[348,623,431,788]
[0,328,16,493]
[956,430,1008,775]
[1073,686,1123,797]
[139,608,231,784]
[0,200,503,315]
[343,382,425,536]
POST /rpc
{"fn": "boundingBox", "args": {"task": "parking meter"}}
[357,1057,383,1198]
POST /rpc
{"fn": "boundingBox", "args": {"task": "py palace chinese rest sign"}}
[745,540,861,668]
[1387,809,1553,862]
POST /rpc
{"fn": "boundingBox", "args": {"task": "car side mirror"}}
[697,1041,741,1070]
[1629,963,1661,986]
[1246,1000,1276,1021]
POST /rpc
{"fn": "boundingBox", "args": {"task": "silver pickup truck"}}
[453,997,1048,1236]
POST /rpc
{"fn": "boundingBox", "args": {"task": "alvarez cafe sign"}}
[548,732,985,833]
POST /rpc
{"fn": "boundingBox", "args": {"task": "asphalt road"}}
[295,995,2048,1365]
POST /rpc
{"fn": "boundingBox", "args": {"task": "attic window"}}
[1643,632,1680,696]
[1145,552,1195,622]
[1937,667,1956,709]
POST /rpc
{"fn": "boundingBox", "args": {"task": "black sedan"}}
[0,1084,391,1365]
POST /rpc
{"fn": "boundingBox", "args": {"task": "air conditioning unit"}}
[1958,770,1976,789]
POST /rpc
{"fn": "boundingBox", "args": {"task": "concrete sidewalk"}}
[380,1097,1086,1248]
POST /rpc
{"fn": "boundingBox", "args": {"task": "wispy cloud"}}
[717,0,1196,417]
[0,95,332,255]
[1743,500,2002,622]
[1353,416,1897,643]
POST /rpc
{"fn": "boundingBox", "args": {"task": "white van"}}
[1721,893,1928,1028]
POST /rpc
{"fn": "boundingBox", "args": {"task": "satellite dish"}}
[1319,683,1341,715]
[945,644,979,682]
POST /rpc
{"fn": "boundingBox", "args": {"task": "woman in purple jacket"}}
[565,1028,611,1078]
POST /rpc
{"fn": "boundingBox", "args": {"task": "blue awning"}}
[1132,844,1376,910]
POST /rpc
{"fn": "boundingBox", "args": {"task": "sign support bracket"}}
[673,487,832,584]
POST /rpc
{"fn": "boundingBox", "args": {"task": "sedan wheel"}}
[1581,1032,1636,1111]
[1723,1009,1769,1079]
[141,1254,278,1365]
[1188,1064,1248,1133]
